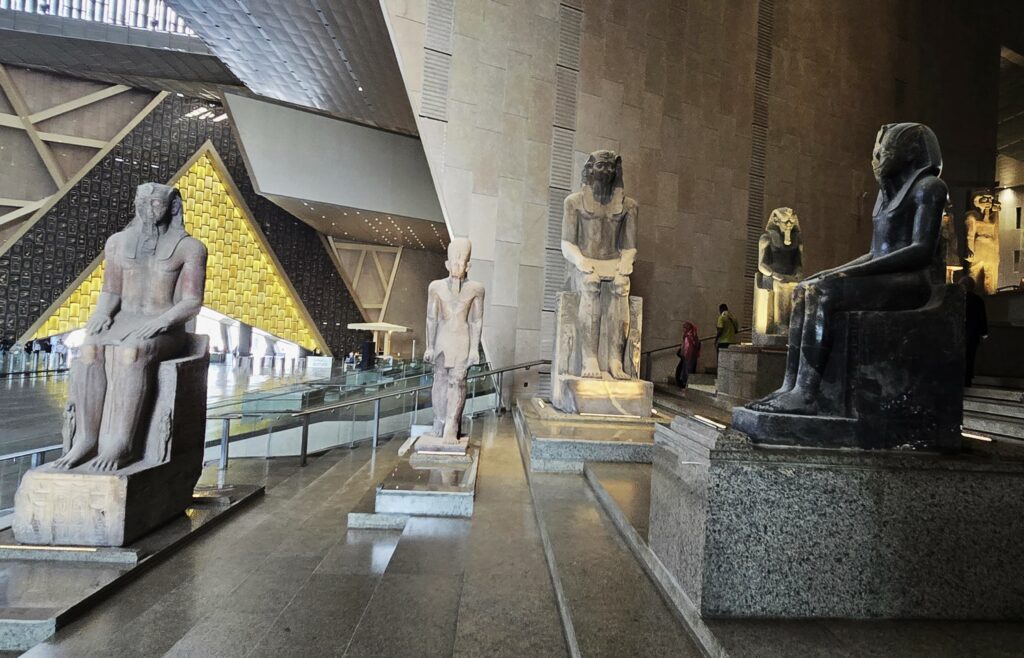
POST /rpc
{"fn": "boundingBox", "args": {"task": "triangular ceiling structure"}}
[34,144,326,351]
[325,237,402,323]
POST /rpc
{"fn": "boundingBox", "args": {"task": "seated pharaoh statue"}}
[732,123,964,451]
[752,207,804,346]
[551,150,652,416]
[14,183,211,546]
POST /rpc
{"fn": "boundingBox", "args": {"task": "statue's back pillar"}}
[13,335,209,547]
[551,290,653,416]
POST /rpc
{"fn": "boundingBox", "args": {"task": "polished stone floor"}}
[16,414,583,657]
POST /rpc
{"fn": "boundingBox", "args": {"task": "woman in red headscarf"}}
[675,321,701,388]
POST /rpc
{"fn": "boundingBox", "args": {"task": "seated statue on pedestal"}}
[734,123,963,451]
[54,183,208,471]
[753,207,804,346]
[419,238,484,451]
[14,183,210,546]
[551,150,652,416]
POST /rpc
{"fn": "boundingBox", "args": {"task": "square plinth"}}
[649,417,1024,619]
[564,377,654,417]
[13,459,199,547]
[413,433,468,455]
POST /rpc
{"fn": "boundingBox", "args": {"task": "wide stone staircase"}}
[963,384,1024,444]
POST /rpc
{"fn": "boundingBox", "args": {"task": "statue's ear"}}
[614,155,624,188]
[169,190,184,228]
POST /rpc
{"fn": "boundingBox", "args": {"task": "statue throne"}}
[14,334,210,546]
[734,283,964,451]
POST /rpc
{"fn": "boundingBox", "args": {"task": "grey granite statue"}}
[54,183,207,471]
[421,238,484,449]
[561,150,638,380]
[733,123,963,451]
[753,207,804,345]
[14,183,211,546]
[966,192,1000,294]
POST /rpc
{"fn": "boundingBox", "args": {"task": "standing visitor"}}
[963,276,988,387]
[675,321,701,388]
[715,304,739,353]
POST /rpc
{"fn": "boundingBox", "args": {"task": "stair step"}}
[965,386,1024,403]
[963,411,1024,439]
[964,398,1024,419]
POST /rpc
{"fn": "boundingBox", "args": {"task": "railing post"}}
[30,452,41,468]
[413,387,420,424]
[495,372,503,413]
[300,415,310,466]
[372,398,381,449]
[219,417,231,471]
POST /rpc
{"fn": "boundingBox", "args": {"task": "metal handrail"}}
[289,359,548,466]
[0,443,62,462]
[640,327,753,357]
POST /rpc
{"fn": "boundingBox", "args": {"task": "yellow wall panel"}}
[34,151,320,350]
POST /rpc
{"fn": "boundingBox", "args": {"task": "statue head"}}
[133,183,183,231]
[972,193,994,213]
[581,150,623,199]
[766,207,800,246]
[446,238,472,279]
[871,123,942,185]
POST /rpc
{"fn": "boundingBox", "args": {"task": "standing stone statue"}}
[753,207,804,346]
[14,183,211,546]
[419,238,484,452]
[733,123,964,451]
[551,150,652,416]
[966,191,1000,294]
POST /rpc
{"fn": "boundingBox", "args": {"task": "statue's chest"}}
[437,289,472,319]
[121,255,182,283]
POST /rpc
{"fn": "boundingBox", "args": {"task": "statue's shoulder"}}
[178,235,208,258]
[622,195,639,211]
[564,191,584,209]
[427,278,446,293]
[104,230,127,253]
[465,280,485,297]
[912,175,947,204]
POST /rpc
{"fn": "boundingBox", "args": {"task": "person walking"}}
[715,303,739,354]
[964,276,988,388]
[675,321,701,388]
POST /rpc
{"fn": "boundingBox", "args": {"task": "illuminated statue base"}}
[551,291,651,417]
[13,336,209,547]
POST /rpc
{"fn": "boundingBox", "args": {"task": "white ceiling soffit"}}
[226,93,442,226]
[165,0,416,135]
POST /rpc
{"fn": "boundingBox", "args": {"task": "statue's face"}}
[137,193,170,226]
[446,244,470,278]
[974,194,993,211]
[768,208,799,245]
[871,129,897,183]
[590,154,617,185]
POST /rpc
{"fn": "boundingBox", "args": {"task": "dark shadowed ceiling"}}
[165,0,416,135]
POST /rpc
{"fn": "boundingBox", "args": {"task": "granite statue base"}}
[413,433,468,455]
[734,284,965,451]
[551,290,650,417]
[13,335,210,547]
[715,344,786,402]
[650,417,1024,619]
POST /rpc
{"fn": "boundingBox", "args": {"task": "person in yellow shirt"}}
[716,303,739,353]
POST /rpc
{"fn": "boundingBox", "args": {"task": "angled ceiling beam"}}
[28,84,132,123]
[0,63,65,187]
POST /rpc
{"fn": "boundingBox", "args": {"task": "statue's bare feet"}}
[581,356,601,378]
[442,433,462,446]
[748,386,817,415]
[748,382,793,408]
[608,359,630,380]
[52,441,96,470]
[85,452,131,472]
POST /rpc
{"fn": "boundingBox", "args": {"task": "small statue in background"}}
[966,192,1000,294]
[753,207,804,346]
[422,238,485,448]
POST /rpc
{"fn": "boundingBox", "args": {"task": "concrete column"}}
[237,322,252,356]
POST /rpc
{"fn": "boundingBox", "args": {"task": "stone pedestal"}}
[14,336,209,547]
[551,290,650,416]
[650,416,1024,619]
[715,344,786,402]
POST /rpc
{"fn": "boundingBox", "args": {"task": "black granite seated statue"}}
[732,123,964,451]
